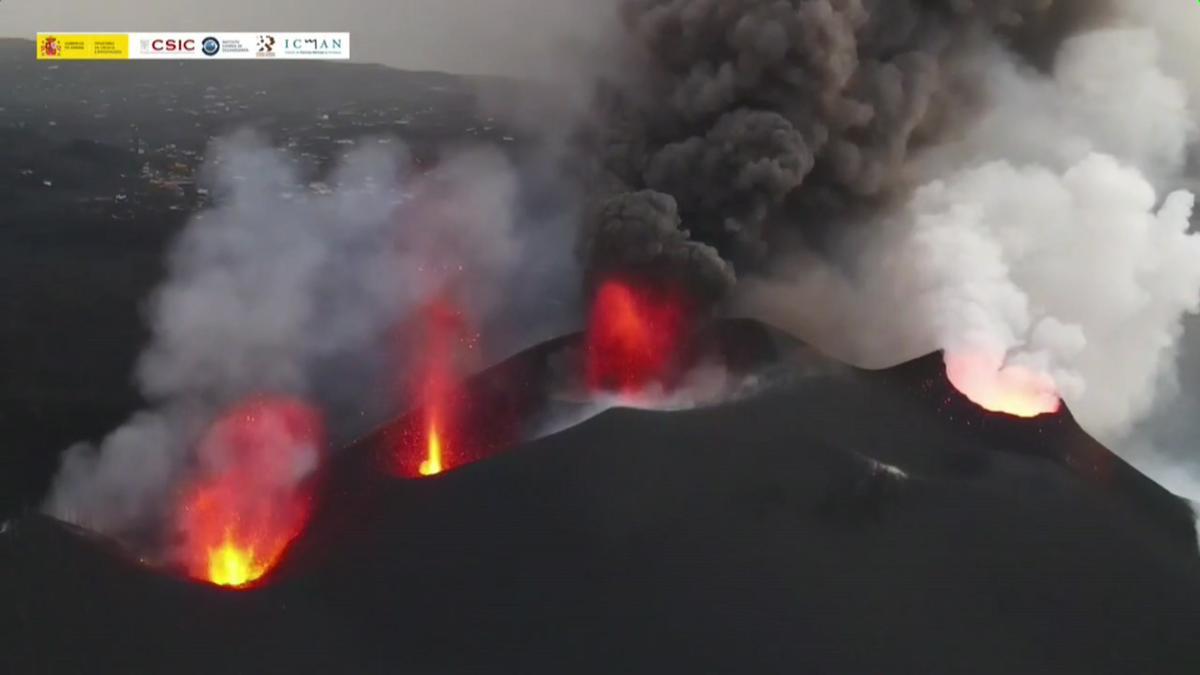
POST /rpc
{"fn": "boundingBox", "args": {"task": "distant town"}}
[0,37,529,518]
[1,38,523,225]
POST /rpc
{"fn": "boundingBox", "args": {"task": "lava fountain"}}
[403,296,474,478]
[419,417,445,477]
[178,396,324,588]
[945,352,1062,418]
[585,279,690,395]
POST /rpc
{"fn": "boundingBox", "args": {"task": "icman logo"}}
[39,36,62,58]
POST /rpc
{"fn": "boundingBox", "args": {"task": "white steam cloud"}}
[740,23,1200,509]
[46,132,576,540]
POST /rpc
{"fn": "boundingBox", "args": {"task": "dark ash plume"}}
[579,190,735,304]
[581,0,1111,298]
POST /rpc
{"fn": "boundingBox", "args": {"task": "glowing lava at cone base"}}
[945,353,1061,418]
[179,396,323,588]
[208,536,265,588]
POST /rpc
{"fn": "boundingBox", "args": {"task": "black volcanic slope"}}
[3,321,1199,674]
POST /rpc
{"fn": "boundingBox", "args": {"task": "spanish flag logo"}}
[36,34,130,60]
[38,35,63,58]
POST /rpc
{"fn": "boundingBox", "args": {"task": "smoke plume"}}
[735,20,1200,506]
[578,0,1113,296]
[46,133,577,544]
[559,2,1200,510]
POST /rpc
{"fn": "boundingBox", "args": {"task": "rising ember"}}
[945,352,1062,418]
[178,396,323,588]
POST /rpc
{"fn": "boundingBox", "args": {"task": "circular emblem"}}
[201,37,221,57]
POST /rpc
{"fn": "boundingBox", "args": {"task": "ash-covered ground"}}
[2,320,1198,674]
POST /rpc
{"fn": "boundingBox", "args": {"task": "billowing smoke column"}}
[572,1,1200,437]
[737,25,1200,435]
[571,0,1150,418]
[579,0,1109,300]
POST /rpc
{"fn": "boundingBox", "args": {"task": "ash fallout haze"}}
[3,1,1200,673]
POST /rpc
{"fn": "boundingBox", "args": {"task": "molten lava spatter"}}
[585,279,689,394]
[396,297,475,477]
[419,417,445,476]
[179,396,323,588]
[208,536,264,588]
[946,352,1061,418]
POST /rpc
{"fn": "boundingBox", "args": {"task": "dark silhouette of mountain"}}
[3,320,1198,674]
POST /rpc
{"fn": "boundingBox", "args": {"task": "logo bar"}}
[37,33,350,60]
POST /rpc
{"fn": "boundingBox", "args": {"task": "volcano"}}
[2,320,1198,674]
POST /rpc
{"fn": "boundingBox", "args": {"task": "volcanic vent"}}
[4,320,1199,675]
[177,396,323,588]
[584,278,692,395]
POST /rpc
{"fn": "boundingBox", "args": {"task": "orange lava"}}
[945,352,1061,418]
[585,279,688,394]
[178,396,323,588]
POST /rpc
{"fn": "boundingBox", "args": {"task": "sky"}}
[0,0,609,75]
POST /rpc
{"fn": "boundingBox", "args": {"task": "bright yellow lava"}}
[972,390,1059,418]
[207,538,265,588]
[419,424,444,476]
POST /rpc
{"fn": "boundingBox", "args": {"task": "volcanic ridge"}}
[2,319,1199,674]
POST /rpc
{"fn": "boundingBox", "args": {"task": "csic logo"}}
[38,35,62,58]
[201,36,220,57]
[149,37,196,52]
[256,34,276,56]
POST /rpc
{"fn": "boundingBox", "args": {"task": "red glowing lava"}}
[178,396,324,588]
[945,352,1062,418]
[397,297,475,478]
[585,279,689,394]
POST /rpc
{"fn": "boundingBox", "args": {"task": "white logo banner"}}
[127,33,350,60]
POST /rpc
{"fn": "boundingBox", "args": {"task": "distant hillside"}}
[0,41,531,520]
[1,37,505,148]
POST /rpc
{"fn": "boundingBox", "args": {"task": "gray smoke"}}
[579,189,734,301]
[46,132,579,541]
[736,16,1200,527]
[1106,1,1200,528]
[580,0,1112,297]
[555,1,1200,524]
